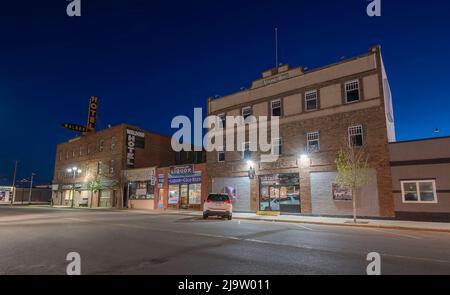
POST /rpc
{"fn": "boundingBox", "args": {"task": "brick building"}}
[206,46,396,218]
[52,124,175,208]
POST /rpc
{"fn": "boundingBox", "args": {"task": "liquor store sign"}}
[126,129,145,168]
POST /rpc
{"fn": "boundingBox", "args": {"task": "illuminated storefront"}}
[259,174,300,213]
[123,167,156,210]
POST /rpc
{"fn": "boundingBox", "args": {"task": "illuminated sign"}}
[86,96,98,132]
[126,129,145,168]
[61,123,88,133]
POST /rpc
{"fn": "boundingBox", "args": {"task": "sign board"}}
[263,73,289,86]
[126,129,146,168]
[86,96,98,132]
[332,183,353,201]
[62,123,88,133]
[123,167,155,182]
[170,165,194,176]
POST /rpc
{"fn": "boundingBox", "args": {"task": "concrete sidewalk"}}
[150,209,450,233]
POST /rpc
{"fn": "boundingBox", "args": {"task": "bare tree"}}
[335,138,370,223]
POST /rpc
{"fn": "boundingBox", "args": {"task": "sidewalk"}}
[152,209,450,233]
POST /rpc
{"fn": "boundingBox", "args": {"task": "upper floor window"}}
[79,146,83,157]
[271,100,281,117]
[272,138,282,155]
[72,150,76,158]
[65,151,69,160]
[218,151,225,162]
[99,140,104,152]
[305,90,318,111]
[218,113,226,128]
[345,80,360,103]
[59,151,63,161]
[85,163,91,177]
[87,144,93,155]
[348,125,364,147]
[111,136,117,151]
[401,180,437,203]
[242,142,252,160]
[97,161,103,175]
[307,131,320,153]
[175,151,181,162]
[109,160,115,175]
[242,106,252,120]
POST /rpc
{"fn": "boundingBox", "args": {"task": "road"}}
[0,206,449,275]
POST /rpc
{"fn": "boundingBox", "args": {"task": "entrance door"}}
[269,187,280,211]
[180,184,188,209]
[158,188,165,208]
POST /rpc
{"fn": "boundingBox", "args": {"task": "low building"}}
[390,136,450,222]
[0,186,13,203]
[52,124,175,208]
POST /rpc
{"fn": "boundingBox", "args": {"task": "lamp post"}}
[28,173,36,205]
[67,167,82,208]
[10,160,19,206]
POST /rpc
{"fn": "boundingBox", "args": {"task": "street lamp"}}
[67,167,82,208]
[28,173,36,205]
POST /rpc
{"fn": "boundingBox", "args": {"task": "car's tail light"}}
[206,199,212,203]
[224,200,231,204]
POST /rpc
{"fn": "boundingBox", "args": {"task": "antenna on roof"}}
[275,27,279,68]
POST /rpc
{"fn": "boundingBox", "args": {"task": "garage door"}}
[212,177,251,212]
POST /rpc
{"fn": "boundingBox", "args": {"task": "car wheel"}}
[203,214,208,219]
[227,215,232,220]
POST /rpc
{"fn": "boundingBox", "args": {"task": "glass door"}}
[180,184,189,209]
[269,187,280,211]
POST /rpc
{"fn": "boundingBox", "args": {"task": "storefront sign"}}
[123,167,155,182]
[332,184,352,201]
[157,174,165,188]
[126,129,145,168]
[168,174,201,185]
[170,165,194,176]
[86,96,98,132]
[61,123,88,133]
[260,174,299,186]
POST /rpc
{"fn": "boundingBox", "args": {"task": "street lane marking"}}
[293,224,314,231]
[381,253,450,265]
[366,228,422,240]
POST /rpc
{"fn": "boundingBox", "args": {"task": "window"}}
[111,136,117,151]
[99,140,104,152]
[97,161,103,175]
[305,90,318,111]
[218,113,226,128]
[272,138,282,155]
[186,151,190,161]
[79,146,83,157]
[271,100,281,117]
[345,80,360,103]
[242,106,252,120]
[175,152,181,162]
[218,151,225,162]
[87,144,92,155]
[72,150,76,158]
[59,151,63,161]
[85,163,91,177]
[401,180,437,203]
[348,125,364,147]
[307,132,320,152]
[109,160,115,175]
[66,151,69,160]
[242,142,251,160]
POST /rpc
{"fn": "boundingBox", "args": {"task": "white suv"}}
[203,194,233,220]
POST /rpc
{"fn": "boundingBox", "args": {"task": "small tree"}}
[335,141,370,223]
[87,177,102,208]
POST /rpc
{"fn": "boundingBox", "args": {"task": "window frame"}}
[242,106,252,120]
[345,79,361,103]
[305,89,318,111]
[218,113,226,129]
[271,99,282,117]
[271,137,282,156]
[99,140,105,152]
[109,160,115,175]
[217,151,225,162]
[348,125,364,147]
[307,131,320,153]
[400,180,438,204]
[111,136,117,151]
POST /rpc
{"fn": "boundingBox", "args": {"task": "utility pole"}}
[28,173,36,205]
[10,160,19,207]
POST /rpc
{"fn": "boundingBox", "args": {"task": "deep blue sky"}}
[1,0,449,184]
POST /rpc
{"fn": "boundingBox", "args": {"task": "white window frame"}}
[401,180,438,204]
[271,99,282,117]
[305,90,318,111]
[242,106,252,119]
[242,141,251,159]
[217,151,225,162]
[345,80,360,103]
[271,137,282,156]
[218,113,226,129]
[348,125,364,147]
[111,136,117,151]
[99,140,104,152]
[307,131,320,153]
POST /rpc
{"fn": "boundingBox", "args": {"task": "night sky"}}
[1,0,449,184]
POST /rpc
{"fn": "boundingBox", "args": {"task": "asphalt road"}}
[0,206,449,275]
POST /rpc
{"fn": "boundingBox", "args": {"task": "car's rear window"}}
[208,194,230,202]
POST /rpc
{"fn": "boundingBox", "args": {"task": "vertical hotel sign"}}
[86,96,98,132]
[126,129,145,168]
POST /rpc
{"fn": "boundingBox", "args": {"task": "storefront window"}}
[259,174,300,213]
[188,183,202,205]
[168,185,179,205]
[129,181,154,200]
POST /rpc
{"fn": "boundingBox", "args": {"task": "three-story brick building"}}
[206,46,396,218]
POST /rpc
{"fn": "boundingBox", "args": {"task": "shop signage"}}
[61,123,88,133]
[332,184,352,201]
[157,174,165,188]
[86,96,98,132]
[260,174,299,186]
[123,167,155,182]
[168,174,201,185]
[170,165,194,176]
[126,129,145,168]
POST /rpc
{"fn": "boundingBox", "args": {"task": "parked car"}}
[203,194,232,220]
